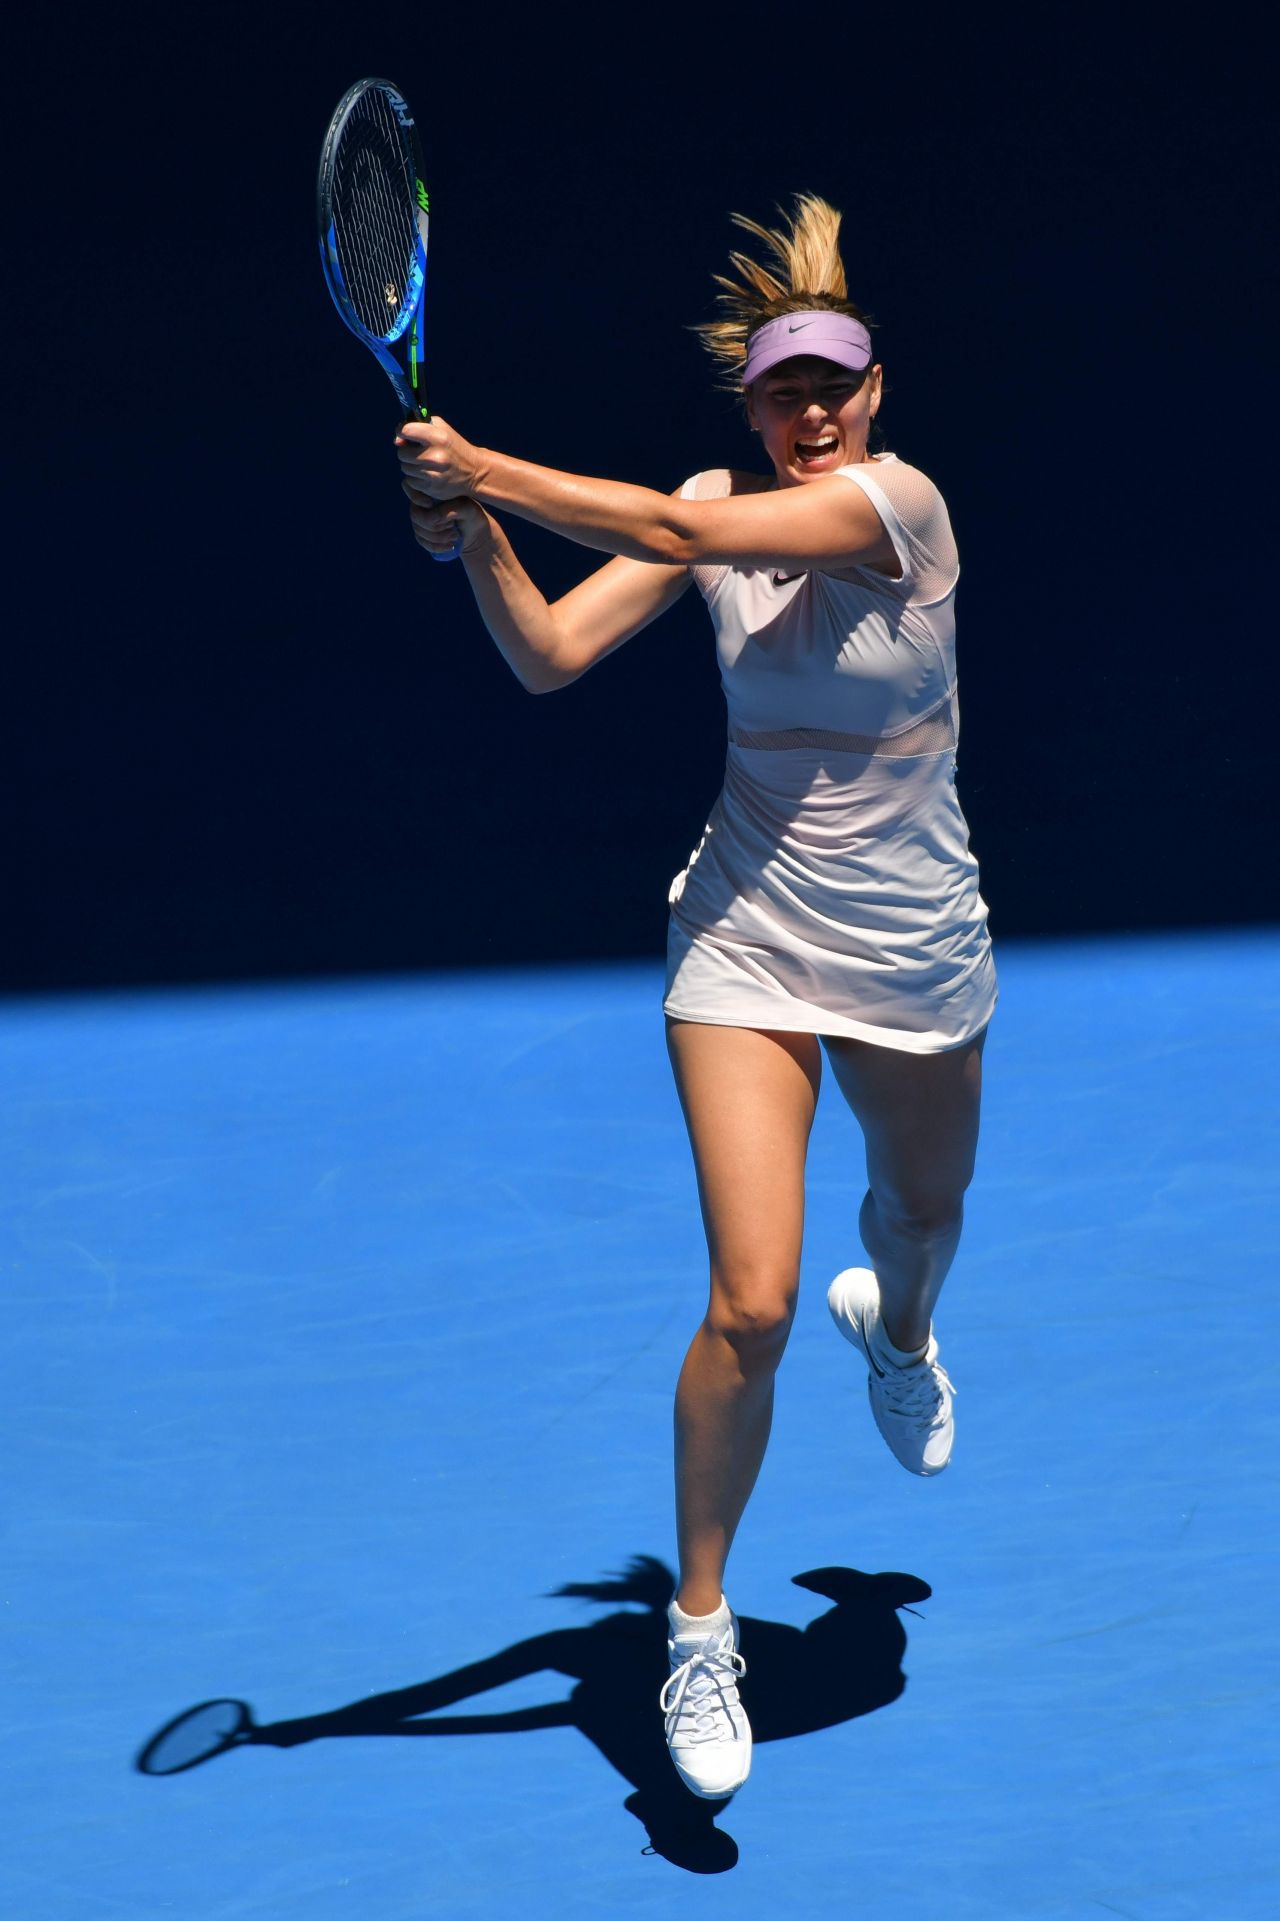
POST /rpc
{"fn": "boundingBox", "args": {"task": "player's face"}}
[745,355,882,486]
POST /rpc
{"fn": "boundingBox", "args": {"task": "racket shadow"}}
[134,1554,930,1876]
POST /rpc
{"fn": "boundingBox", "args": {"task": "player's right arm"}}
[408,490,693,695]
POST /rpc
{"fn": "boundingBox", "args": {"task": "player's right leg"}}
[660,1018,821,1796]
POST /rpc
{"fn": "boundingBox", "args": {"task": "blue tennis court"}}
[4,926,1277,1917]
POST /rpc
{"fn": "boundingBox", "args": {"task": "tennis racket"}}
[318,77,434,422]
[319,77,465,566]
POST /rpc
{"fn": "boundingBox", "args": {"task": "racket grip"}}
[404,401,457,561]
[401,400,460,562]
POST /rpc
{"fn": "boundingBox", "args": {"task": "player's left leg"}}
[821,1024,988,1473]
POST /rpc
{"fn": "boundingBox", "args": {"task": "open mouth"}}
[795,435,839,466]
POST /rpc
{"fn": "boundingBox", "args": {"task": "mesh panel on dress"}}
[858,460,959,604]
[730,697,956,757]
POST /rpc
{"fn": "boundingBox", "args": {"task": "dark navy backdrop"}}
[5,3,1270,990]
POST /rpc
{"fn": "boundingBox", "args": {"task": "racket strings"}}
[331,89,419,341]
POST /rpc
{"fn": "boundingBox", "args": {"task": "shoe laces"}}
[660,1629,747,1746]
[876,1353,955,1428]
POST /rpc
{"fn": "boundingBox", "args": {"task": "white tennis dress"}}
[663,455,998,1054]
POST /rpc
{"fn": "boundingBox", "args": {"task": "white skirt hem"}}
[661,987,997,1055]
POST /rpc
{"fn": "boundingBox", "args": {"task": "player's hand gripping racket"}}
[317,77,459,561]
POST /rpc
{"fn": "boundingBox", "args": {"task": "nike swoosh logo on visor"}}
[787,320,816,332]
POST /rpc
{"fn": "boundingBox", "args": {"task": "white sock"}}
[668,1594,732,1644]
[872,1317,929,1369]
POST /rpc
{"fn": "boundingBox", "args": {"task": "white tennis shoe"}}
[827,1265,955,1475]
[660,1613,751,1799]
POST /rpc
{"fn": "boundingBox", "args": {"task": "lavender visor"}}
[741,311,873,385]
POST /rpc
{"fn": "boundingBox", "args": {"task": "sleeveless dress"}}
[663,454,998,1054]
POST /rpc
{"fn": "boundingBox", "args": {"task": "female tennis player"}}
[396,195,997,1803]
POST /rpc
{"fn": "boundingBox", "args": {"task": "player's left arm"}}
[397,419,897,574]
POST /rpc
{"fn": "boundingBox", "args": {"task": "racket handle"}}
[402,400,460,562]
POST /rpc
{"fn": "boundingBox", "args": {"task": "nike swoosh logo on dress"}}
[773,571,806,586]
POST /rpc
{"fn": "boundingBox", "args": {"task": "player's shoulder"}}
[860,450,935,485]
[849,453,954,537]
[862,451,947,504]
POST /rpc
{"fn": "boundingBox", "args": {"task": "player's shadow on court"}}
[136,1556,930,1875]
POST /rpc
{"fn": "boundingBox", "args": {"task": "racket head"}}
[135,1698,256,1775]
[317,77,431,418]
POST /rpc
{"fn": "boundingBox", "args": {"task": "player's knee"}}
[706,1268,797,1366]
[865,1184,966,1244]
